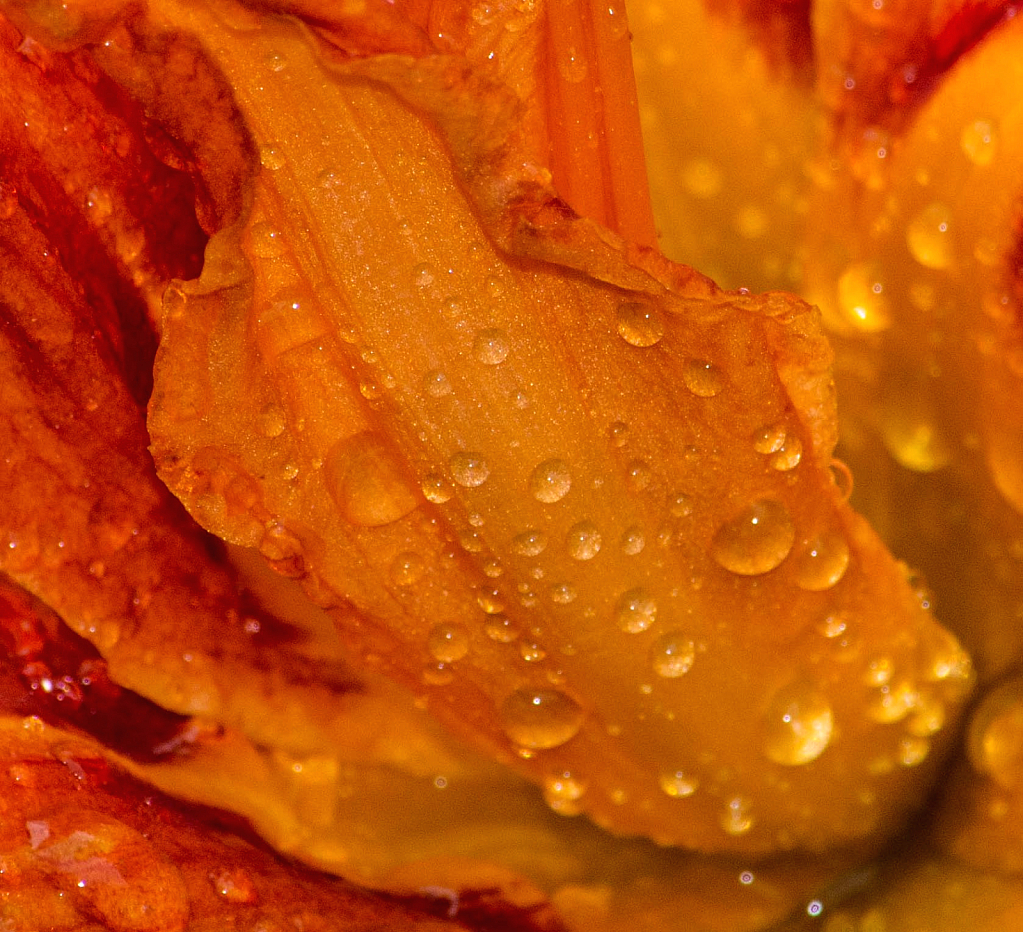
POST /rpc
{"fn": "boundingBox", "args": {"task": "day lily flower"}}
[0,0,1018,930]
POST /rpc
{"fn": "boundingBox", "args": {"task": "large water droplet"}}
[682,359,724,397]
[450,452,490,488]
[473,328,510,365]
[650,631,696,677]
[500,689,585,750]
[762,681,834,765]
[325,433,418,527]
[621,526,645,555]
[428,623,470,663]
[422,473,453,503]
[615,588,657,633]
[906,202,953,270]
[753,422,787,455]
[258,404,287,438]
[710,500,795,575]
[529,459,572,503]
[793,530,850,591]
[566,521,602,560]
[616,301,664,347]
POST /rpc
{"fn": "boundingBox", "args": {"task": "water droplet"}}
[450,452,490,487]
[258,404,287,438]
[421,473,453,503]
[818,612,849,639]
[85,186,113,222]
[428,623,470,663]
[906,202,953,270]
[544,771,587,813]
[325,433,418,527]
[836,262,892,332]
[259,144,285,170]
[485,276,505,298]
[968,677,1023,788]
[566,521,602,560]
[615,588,657,633]
[650,631,696,677]
[500,689,585,750]
[511,529,548,557]
[621,526,645,555]
[682,359,724,397]
[423,369,453,398]
[520,642,546,662]
[907,692,946,737]
[793,529,850,591]
[625,460,651,491]
[867,679,918,724]
[476,586,506,614]
[609,421,629,447]
[720,796,754,835]
[529,459,572,503]
[485,615,519,642]
[423,663,454,686]
[616,301,664,347]
[669,492,694,518]
[753,422,787,455]
[473,328,510,365]
[710,499,795,575]
[390,551,425,586]
[659,768,699,797]
[550,583,577,604]
[681,159,723,199]
[412,262,436,288]
[769,436,802,471]
[961,118,997,166]
[762,681,834,765]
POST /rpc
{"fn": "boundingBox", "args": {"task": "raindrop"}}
[906,202,953,270]
[682,359,724,397]
[485,615,519,643]
[793,530,851,591]
[650,631,696,677]
[325,433,417,527]
[473,328,510,365]
[566,521,602,560]
[616,301,665,347]
[421,473,453,503]
[423,370,453,398]
[762,681,834,765]
[720,796,754,835]
[710,499,795,575]
[550,583,577,604]
[476,587,506,614]
[390,551,426,586]
[258,404,287,438]
[753,422,787,455]
[428,623,470,663]
[450,452,490,487]
[836,262,892,332]
[512,529,548,557]
[621,526,646,555]
[960,118,997,166]
[500,689,585,750]
[626,460,652,490]
[259,144,285,170]
[529,459,572,503]
[769,437,802,471]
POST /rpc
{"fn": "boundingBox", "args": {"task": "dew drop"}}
[898,735,930,767]
[520,642,547,662]
[867,679,918,724]
[428,623,470,663]
[550,583,577,604]
[423,369,453,398]
[473,328,510,365]
[753,422,787,455]
[616,301,664,347]
[818,612,849,639]
[544,770,587,803]
[720,796,754,835]
[621,526,646,555]
[669,492,694,518]
[626,460,652,491]
[325,433,418,527]
[412,262,436,288]
[566,521,602,561]
[906,202,954,270]
[421,473,453,503]
[512,529,548,557]
[258,404,287,438]
[794,530,850,591]
[650,631,696,677]
[485,615,519,643]
[609,421,629,447]
[500,689,585,750]
[390,551,426,587]
[762,681,834,765]
[476,587,506,614]
[710,499,795,575]
[961,118,997,166]
[769,436,802,471]
[529,459,572,503]
[615,588,657,633]
[836,262,892,332]
[450,452,490,488]
[682,359,724,397]
[659,768,699,798]
[259,144,285,170]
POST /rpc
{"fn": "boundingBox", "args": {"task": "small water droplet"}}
[476,586,506,614]
[650,631,695,677]
[794,529,850,591]
[428,623,470,662]
[566,521,602,560]
[710,499,795,575]
[621,526,645,555]
[769,436,802,471]
[659,768,699,798]
[422,473,453,503]
[753,422,787,455]
[898,735,929,767]
[616,301,665,347]
[259,144,285,170]
[390,551,426,586]
[500,689,585,750]
[682,359,724,397]
[529,459,572,503]
[961,118,997,166]
[626,460,652,490]
[248,221,285,258]
[544,771,587,813]
[762,681,834,765]
[550,583,577,604]
[511,529,548,557]
[413,262,436,288]
[258,404,287,438]
[720,796,754,835]
[520,642,547,662]
[906,202,953,270]
[818,612,850,639]
[837,262,892,332]
[473,328,510,365]
[669,492,694,517]
[609,421,629,447]
[867,679,918,724]
[423,369,453,398]
[485,615,519,643]
[615,588,657,633]
[450,452,490,487]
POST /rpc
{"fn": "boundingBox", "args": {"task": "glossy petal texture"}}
[86,0,973,858]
